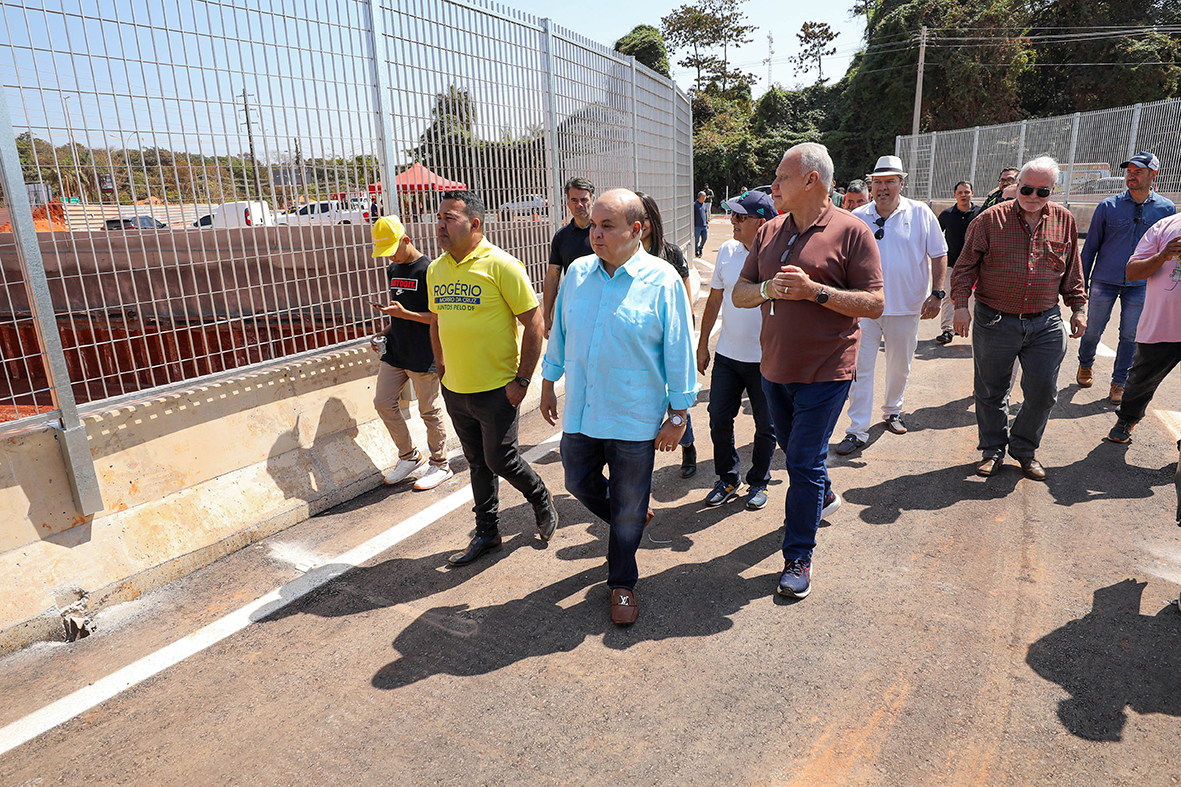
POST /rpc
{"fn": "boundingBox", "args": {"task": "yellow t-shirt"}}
[428,238,538,394]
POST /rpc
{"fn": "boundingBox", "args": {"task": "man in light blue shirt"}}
[1077,151,1176,404]
[541,189,698,626]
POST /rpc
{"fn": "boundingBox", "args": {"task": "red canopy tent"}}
[391,162,468,193]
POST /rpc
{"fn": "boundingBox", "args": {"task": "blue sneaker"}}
[704,480,740,507]
[746,486,768,510]
[777,558,812,598]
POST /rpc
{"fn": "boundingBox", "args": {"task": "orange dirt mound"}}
[0,201,70,232]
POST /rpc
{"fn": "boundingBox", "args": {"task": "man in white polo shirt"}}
[836,155,948,455]
[696,190,778,510]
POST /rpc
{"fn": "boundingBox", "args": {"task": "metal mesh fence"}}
[0,0,692,428]
[898,97,1181,204]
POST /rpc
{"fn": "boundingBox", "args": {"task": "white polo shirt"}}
[853,196,947,316]
[710,239,763,363]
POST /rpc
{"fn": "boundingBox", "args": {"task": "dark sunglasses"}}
[1133,202,1144,224]
[1019,185,1052,198]
[874,216,887,240]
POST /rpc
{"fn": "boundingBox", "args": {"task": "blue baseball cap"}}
[1120,151,1160,171]
[722,190,777,221]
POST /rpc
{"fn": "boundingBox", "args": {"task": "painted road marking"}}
[0,432,563,757]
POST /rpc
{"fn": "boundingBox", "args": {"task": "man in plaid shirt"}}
[951,156,1087,481]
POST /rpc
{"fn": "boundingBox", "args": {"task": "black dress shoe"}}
[534,491,558,541]
[447,533,502,566]
[680,444,697,478]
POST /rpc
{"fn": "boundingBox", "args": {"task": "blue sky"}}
[502,0,870,97]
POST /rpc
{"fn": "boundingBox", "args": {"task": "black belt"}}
[997,307,1053,320]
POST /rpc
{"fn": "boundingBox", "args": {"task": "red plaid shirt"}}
[951,200,1086,314]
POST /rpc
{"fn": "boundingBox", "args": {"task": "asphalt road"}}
[2,219,1180,786]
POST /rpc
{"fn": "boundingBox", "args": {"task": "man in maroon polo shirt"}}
[732,142,884,599]
[952,156,1086,481]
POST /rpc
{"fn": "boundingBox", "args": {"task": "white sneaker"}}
[384,453,425,485]
[821,490,842,519]
[413,465,453,491]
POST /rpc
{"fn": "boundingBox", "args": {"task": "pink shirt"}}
[1131,213,1181,343]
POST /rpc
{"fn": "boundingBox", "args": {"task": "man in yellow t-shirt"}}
[428,190,557,566]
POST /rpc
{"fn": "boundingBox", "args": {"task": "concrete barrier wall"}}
[0,345,405,653]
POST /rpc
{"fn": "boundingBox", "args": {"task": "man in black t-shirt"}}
[542,177,595,338]
[936,181,982,344]
[370,216,452,490]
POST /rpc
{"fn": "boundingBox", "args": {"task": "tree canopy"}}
[614,24,671,77]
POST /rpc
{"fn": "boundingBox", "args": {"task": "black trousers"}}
[1115,342,1181,424]
[441,385,548,534]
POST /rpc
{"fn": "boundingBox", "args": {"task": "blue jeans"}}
[560,432,655,590]
[709,354,775,487]
[1078,281,1145,385]
[694,226,708,257]
[762,379,851,562]
[972,303,1067,459]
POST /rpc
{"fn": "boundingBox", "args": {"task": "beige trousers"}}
[374,363,448,468]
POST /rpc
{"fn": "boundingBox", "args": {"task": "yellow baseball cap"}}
[371,215,406,258]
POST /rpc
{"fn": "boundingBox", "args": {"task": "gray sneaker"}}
[745,486,768,510]
[704,480,740,507]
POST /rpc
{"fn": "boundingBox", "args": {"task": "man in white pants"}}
[836,155,947,455]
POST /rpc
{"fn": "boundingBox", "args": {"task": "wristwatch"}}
[931,289,947,299]
[668,412,686,427]
[513,376,531,389]
[815,288,830,305]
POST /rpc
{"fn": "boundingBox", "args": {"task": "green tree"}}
[662,0,757,94]
[614,24,671,77]
[792,22,839,82]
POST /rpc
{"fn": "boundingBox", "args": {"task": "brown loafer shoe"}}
[610,587,639,625]
[1109,384,1124,405]
[1077,366,1093,388]
[976,456,1002,477]
[1018,457,1046,481]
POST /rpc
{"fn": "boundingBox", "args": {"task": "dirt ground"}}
[1,218,1180,786]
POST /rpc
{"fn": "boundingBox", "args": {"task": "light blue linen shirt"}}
[541,248,699,441]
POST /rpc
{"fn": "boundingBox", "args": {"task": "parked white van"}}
[276,199,368,226]
[191,201,275,228]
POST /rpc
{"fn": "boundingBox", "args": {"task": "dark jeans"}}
[694,226,708,257]
[441,385,548,535]
[1078,281,1145,385]
[1116,342,1181,424]
[560,432,655,590]
[708,353,775,487]
[762,378,851,562]
[972,303,1067,459]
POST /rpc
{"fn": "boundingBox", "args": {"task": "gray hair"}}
[846,179,868,194]
[1020,156,1060,184]
[784,142,834,189]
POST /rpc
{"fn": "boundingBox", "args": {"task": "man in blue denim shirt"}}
[541,189,698,626]
[1077,151,1176,404]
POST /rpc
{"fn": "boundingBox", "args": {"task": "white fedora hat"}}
[867,155,907,179]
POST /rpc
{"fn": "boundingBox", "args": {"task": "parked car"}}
[1075,177,1126,196]
[191,200,275,228]
[498,194,548,220]
[105,216,168,230]
[276,199,368,226]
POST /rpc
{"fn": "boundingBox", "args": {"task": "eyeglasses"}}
[1019,185,1052,198]
[732,213,751,223]
[874,216,887,240]
[1133,202,1144,224]
[771,233,800,316]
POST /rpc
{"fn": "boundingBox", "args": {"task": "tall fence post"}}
[926,131,937,201]
[1127,102,1144,160]
[895,135,901,159]
[541,18,562,234]
[0,91,103,515]
[1063,112,1081,207]
[629,56,639,190]
[969,126,980,185]
[1018,120,1027,165]
[366,0,398,216]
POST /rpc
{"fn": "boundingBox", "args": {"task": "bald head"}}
[590,188,646,270]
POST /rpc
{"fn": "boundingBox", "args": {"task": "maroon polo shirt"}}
[740,203,883,384]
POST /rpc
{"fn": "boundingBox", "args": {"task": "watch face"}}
[815,289,829,304]
[670,414,685,426]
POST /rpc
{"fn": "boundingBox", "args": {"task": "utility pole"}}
[911,26,927,137]
[765,32,774,88]
[241,87,263,199]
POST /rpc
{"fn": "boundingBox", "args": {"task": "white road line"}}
[1153,410,1181,442]
[1096,341,1116,358]
[0,431,563,757]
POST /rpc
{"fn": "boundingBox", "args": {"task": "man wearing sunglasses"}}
[1076,152,1175,405]
[836,155,947,456]
[732,143,884,600]
[952,157,1087,481]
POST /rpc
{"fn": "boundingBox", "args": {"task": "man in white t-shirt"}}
[836,156,948,455]
[1106,213,1181,445]
[696,190,778,510]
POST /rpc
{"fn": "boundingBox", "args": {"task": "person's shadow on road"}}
[842,464,1021,524]
[369,531,787,691]
[1026,578,1181,741]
